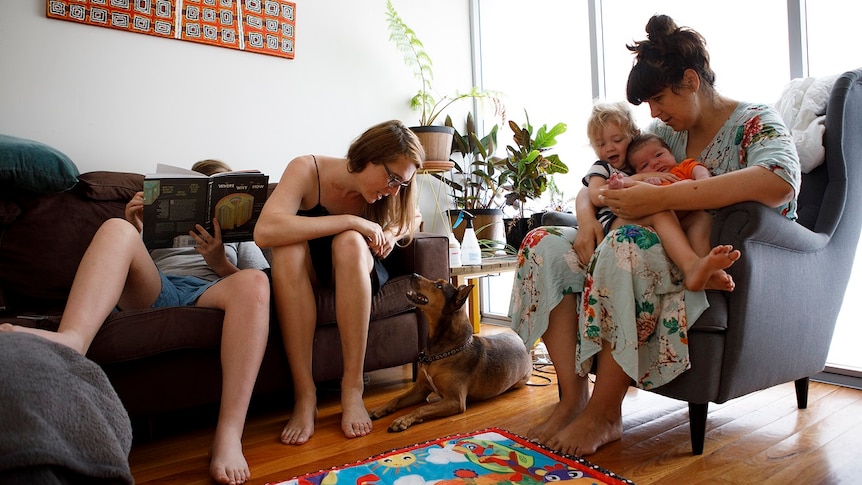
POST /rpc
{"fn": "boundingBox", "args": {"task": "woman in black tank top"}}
[255,120,425,445]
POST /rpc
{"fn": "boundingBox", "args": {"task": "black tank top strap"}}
[298,155,330,217]
[311,154,322,207]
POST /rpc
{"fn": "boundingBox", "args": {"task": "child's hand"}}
[574,217,603,267]
[192,219,234,275]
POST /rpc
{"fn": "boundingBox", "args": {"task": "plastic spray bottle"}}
[460,211,482,266]
[448,232,462,268]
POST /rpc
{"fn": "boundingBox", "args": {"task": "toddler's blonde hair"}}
[586,101,640,150]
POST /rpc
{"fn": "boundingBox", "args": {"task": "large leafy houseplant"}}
[443,113,505,210]
[437,114,509,253]
[385,0,500,127]
[500,112,569,218]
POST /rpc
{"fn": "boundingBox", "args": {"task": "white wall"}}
[0,0,474,184]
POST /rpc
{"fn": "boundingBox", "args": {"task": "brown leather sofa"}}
[0,171,449,419]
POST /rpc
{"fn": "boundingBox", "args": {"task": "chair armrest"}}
[384,232,449,281]
[542,211,578,227]
[712,202,829,253]
[709,202,838,400]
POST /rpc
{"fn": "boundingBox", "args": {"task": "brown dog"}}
[369,273,532,432]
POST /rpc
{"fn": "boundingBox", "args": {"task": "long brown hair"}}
[625,14,716,106]
[346,120,425,244]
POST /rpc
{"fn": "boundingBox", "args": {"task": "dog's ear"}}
[454,285,473,310]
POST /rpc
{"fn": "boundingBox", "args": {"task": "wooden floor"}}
[129,326,862,484]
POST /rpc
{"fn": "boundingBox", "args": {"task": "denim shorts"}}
[152,272,217,308]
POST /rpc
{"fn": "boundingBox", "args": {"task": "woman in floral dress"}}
[510,14,800,457]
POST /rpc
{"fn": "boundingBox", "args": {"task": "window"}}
[806,0,862,373]
[476,0,595,200]
[475,0,862,376]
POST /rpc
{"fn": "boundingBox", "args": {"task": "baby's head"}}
[627,134,677,174]
[587,101,640,172]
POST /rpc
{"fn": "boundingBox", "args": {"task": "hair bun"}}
[645,14,677,41]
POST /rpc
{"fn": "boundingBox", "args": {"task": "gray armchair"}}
[542,68,862,455]
[650,68,862,454]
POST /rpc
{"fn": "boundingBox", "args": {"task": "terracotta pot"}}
[447,209,506,250]
[410,125,455,163]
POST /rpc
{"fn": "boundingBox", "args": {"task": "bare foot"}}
[0,323,87,354]
[210,432,249,485]
[280,395,317,445]
[544,406,623,456]
[683,245,741,292]
[607,172,625,190]
[705,270,735,291]
[527,399,586,444]
[341,379,372,439]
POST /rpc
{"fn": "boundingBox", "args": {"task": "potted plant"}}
[498,112,569,248]
[385,0,501,162]
[436,113,507,251]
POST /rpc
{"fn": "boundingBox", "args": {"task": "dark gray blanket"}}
[0,332,133,484]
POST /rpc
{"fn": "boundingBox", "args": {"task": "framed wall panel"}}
[46,0,296,59]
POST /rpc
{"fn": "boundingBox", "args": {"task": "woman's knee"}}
[331,231,369,262]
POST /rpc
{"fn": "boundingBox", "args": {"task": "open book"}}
[142,164,269,248]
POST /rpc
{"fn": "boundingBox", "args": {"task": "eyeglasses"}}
[382,162,411,189]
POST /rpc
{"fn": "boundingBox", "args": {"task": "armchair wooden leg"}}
[688,402,708,455]
[795,377,809,409]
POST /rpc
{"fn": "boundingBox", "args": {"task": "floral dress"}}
[509,102,801,389]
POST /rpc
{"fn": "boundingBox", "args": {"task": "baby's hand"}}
[607,172,625,190]
[638,172,679,185]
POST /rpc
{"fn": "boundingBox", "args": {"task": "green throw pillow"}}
[0,134,80,193]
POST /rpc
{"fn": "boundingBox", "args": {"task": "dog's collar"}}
[418,337,473,364]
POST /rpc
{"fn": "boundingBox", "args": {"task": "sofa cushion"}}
[76,171,144,201]
[314,274,416,325]
[0,134,80,193]
[0,200,21,224]
[0,172,143,314]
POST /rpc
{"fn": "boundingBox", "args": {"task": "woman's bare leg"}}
[271,243,319,445]
[545,341,629,456]
[331,230,375,439]
[526,293,590,443]
[196,269,270,485]
[0,218,161,354]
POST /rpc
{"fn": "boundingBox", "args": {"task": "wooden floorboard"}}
[128,326,862,484]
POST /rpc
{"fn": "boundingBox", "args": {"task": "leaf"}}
[534,122,567,149]
[544,154,569,174]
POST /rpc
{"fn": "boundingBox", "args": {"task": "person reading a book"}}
[254,120,424,445]
[1,159,270,485]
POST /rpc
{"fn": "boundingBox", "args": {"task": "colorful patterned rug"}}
[268,427,633,485]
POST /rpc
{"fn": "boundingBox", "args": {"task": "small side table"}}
[450,255,519,333]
